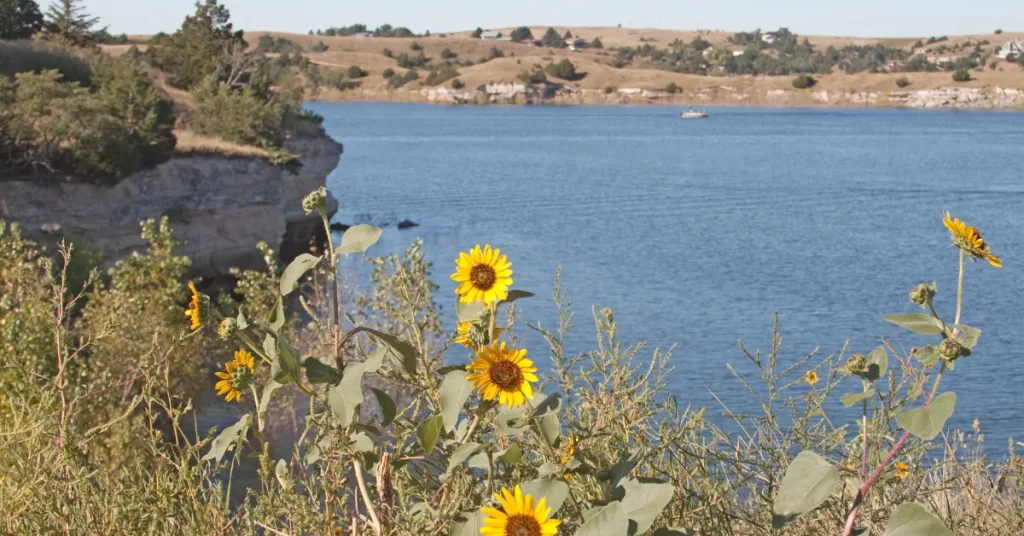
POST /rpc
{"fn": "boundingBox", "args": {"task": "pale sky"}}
[85,0,1021,38]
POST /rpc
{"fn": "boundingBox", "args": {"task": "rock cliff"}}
[0,134,342,279]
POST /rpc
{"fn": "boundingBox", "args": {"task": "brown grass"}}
[173,130,269,158]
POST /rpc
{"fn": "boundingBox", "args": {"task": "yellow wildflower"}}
[214,350,256,402]
[451,244,513,305]
[894,462,909,479]
[467,342,537,409]
[805,370,819,386]
[943,212,1001,268]
[481,485,560,536]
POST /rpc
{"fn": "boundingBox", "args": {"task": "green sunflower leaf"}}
[439,370,474,432]
[841,390,875,407]
[338,224,383,254]
[575,502,629,536]
[446,442,481,475]
[202,414,251,462]
[772,451,840,529]
[456,300,486,322]
[273,337,301,385]
[369,387,397,426]
[280,253,322,296]
[913,346,941,367]
[522,477,570,515]
[863,346,888,382]
[448,509,485,536]
[416,414,445,455]
[896,392,957,440]
[882,502,952,536]
[614,478,675,533]
[327,347,387,427]
[302,357,340,385]
[883,314,944,335]
[953,324,981,349]
[500,290,535,305]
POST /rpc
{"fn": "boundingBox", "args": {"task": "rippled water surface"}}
[307,102,1024,454]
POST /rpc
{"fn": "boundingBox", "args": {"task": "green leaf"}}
[615,478,675,533]
[882,503,952,536]
[272,337,301,385]
[574,502,629,536]
[202,414,251,462]
[274,459,288,487]
[456,300,486,322]
[448,509,485,536]
[259,379,282,414]
[496,405,528,437]
[539,414,560,445]
[280,253,322,296]
[896,392,957,440]
[953,324,981,349]
[236,308,249,330]
[841,390,875,407]
[338,224,383,254]
[268,296,285,334]
[883,314,943,335]
[348,327,418,376]
[439,370,474,432]
[496,444,523,465]
[609,458,637,489]
[530,392,562,418]
[417,414,445,455]
[772,451,840,529]
[500,290,535,305]
[302,357,341,385]
[446,442,481,474]
[349,431,374,453]
[369,387,397,426]
[863,346,888,382]
[913,346,941,367]
[326,347,387,427]
[438,364,468,375]
[851,528,870,536]
[522,477,570,514]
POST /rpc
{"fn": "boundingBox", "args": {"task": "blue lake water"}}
[309,102,1024,455]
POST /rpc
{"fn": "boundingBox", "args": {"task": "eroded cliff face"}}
[0,134,342,279]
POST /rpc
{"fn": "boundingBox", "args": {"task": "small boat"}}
[680,108,708,119]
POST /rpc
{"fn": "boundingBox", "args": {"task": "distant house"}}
[997,39,1024,58]
[732,50,745,56]
[935,56,954,68]
[481,30,503,40]
[762,33,778,44]
[351,32,373,38]
[565,37,586,51]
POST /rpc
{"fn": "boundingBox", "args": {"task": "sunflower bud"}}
[909,283,936,308]
[218,318,238,339]
[845,353,867,375]
[302,187,328,216]
[939,338,962,361]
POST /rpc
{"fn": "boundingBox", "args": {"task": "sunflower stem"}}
[237,332,273,366]
[250,385,263,433]
[322,212,344,375]
[954,249,965,333]
[525,399,586,523]
[352,458,382,535]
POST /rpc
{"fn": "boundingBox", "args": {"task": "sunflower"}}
[805,370,819,386]
[481,485,560,536]
[561,436,578,465]
[184,282,206,330]
[943,212,1002,268]
[894,462,909,479]
[451,244,513,305]
[467,342,537,409]
[215,350,256,402]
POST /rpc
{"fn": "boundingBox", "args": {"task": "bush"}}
[0,58,176,182]
[895,76,911,88]
[145,0,249,90]
[450,78,464,89]
[386,69,418,89]
[470,27,482,38]
[604,85,615,94]
[381,67,395,79]
[0,0,44,39]
[395,51,428,68]
[344,65,367,78]
[310,40,329,53]
[664,81,681,93]
[440,47,457,59]
[256,35,299,54]
[590,37,604,49]
[952,68,971,82]
[995,29,1003,34]
[510,26,533,42]
[381,47,393,58]
[423,64,459,86]
[540,27,565,48]
[190,77,283,147]
[791,74,816,88]
[517,68,546,84]
[544,58,581,80]
[409,41,422,51]
[487,46,504,61]
[0,39,93,85]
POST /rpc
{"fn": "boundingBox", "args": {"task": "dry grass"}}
[173,129,269,158]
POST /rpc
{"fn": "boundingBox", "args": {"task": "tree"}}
[895,76,911,88]
[509,26,532,42]
[440,47,456,59]
[994,29,1003,34]
[563,29,572,39]
[544,58,579,80]
[145,1,250,90]
[590,37,603,49]
[952,68,971,82]
[540,27,565,48]
[0,0,43,39]
[664,81,681,93]
[791,74,816,88]
[471,27,482,38]
[41,0,99,46]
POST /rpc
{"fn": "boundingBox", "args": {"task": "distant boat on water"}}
[680,108,708,119]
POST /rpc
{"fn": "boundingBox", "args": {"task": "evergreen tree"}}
[563,29,572,39]
[41,0,100,46]
[540,27,565,48]
[145,0,249,90]
[0,0,43,39]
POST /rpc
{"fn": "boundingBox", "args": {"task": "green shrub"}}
[0,39,93,85]
[510,26,533,42]
[256,35,300,54]
[540,27,565,48]
[395,51,428,68]
[664,81,681,93]
[995,28,1003,34]
[604,85,615,94]
[590,36,604,48]
[310,40,329,53]
[344,65,367,78]
[952,68,971,82]
[895,76,911,88]
[190,77,283,147]
[409,41,422,51]
[423,64,459,86]
[544,58,581,80]
[470,27,482,38]
[791,73,816,88]
[381,67,395,79]
[517,67,546,84]
[440,47,457,59]
[144,0,249,90]
[386,69,418,89]
[450,77,464,89]
[381,47,393,58]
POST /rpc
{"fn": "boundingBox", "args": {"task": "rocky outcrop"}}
[0,134,342,279]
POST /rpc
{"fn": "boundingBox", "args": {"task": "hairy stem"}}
[352,459,382,535]
[954,249,965,332]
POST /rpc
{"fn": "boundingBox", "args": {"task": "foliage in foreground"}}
[2,202,1024,535]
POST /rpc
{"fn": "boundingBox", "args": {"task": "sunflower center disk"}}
[505,515,541,536]
[489,360,523,390]
[470,264,497,291]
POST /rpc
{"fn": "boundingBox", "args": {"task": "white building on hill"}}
[997,39,1023,59]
